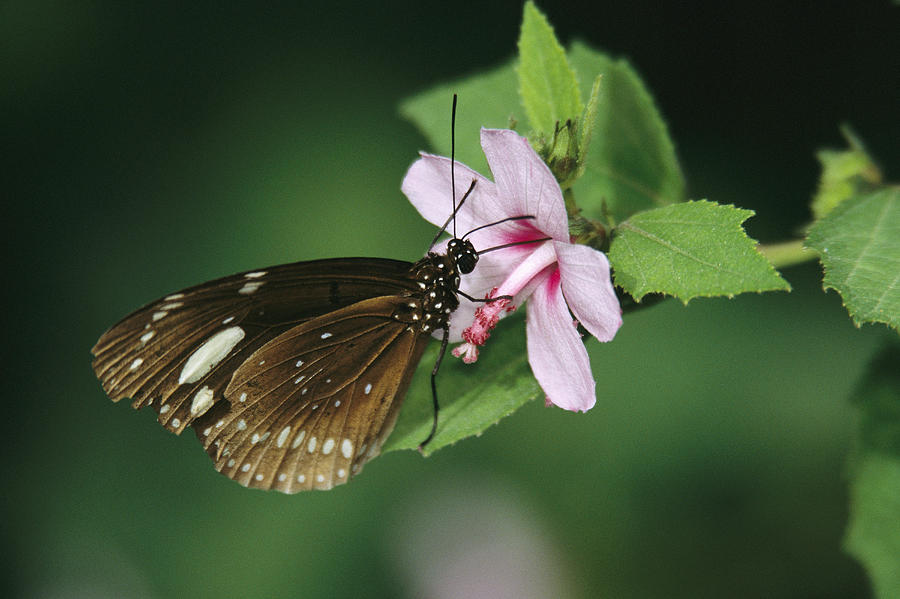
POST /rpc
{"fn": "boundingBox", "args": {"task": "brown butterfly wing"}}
[194,295,429,492]
[91,258,418,435]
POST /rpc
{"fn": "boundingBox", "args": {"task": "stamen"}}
[460,288,511,348]
[451,342,479,364]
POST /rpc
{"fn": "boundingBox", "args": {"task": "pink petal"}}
[401,153,500,235]
[492,241,557,299]
[555,243,622,342]
[480,129,569,242]
[526,270,596,412]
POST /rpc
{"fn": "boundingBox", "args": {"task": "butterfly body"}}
[92,241,477,492]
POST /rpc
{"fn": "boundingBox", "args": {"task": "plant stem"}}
[757,240,817,269]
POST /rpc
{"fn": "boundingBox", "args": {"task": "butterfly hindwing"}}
[91,258,418,435]
[194,295,430,492]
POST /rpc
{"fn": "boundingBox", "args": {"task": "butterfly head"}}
[447,237,478,275]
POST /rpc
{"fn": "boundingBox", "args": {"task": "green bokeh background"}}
[5,2,898,597]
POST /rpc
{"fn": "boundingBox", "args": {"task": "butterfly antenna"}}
[429,179,476,249]
[451,93,458,239]
[462,215,536,239]
[429,94,477,250]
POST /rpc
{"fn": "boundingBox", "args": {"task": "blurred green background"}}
[5,1,898,597]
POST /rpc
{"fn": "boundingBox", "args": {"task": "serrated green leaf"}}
[399,61,519,175]
[567,42,685,223]
[609,200,790,303]
[517,1,582,137]
[384,314,539,456]
[845,343,900,599]
[812,126,882,220]
[806,187,900,333]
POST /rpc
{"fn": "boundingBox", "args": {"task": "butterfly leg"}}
[458,290,513,303]
[419,326,450,450]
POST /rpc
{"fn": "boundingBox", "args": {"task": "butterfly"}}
[92,246,478,493]
[91,96,525,493]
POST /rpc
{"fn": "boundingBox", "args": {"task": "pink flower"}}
[402,128,622,412]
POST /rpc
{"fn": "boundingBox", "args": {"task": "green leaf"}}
[567,41,686,223]
[384,314,539,456]
[812,126,882,220]
[845,343,900,599]
[609,200,791,303]
[517,1,583,137]
[806,187,900,333]
[574,73,602,181]
[399,61,519,175]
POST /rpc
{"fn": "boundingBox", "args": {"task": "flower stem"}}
[757,240,817,269]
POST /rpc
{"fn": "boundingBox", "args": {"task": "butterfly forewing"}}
[194,296,429,492]
[91,258,418,435]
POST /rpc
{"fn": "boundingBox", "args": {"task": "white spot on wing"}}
[278,473,286,482]
[159,302,183,310]
[364,383,372,395]
[189,385,215,417]
[152,311,168,321]
[164,293,184,300]
[320,332,332,339]
[171,418,181,427]
[255,473,264,481]
[307,436,317,453]
[129,358,143,371]
[239,281,264,294]
[140,331,155,343]
[292,430,306,449]
[179,326,246,384]
[276,426,291,448]
[239,392,247,402]
[337,468,346,478]
[341,439,353,459]
[237,419,247,431]
[241,463,250,472]
[297,474,306,483]
[244,271,267,278]
[222,316,235,324]
[322,438,335,455]
[159,404,170,414]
